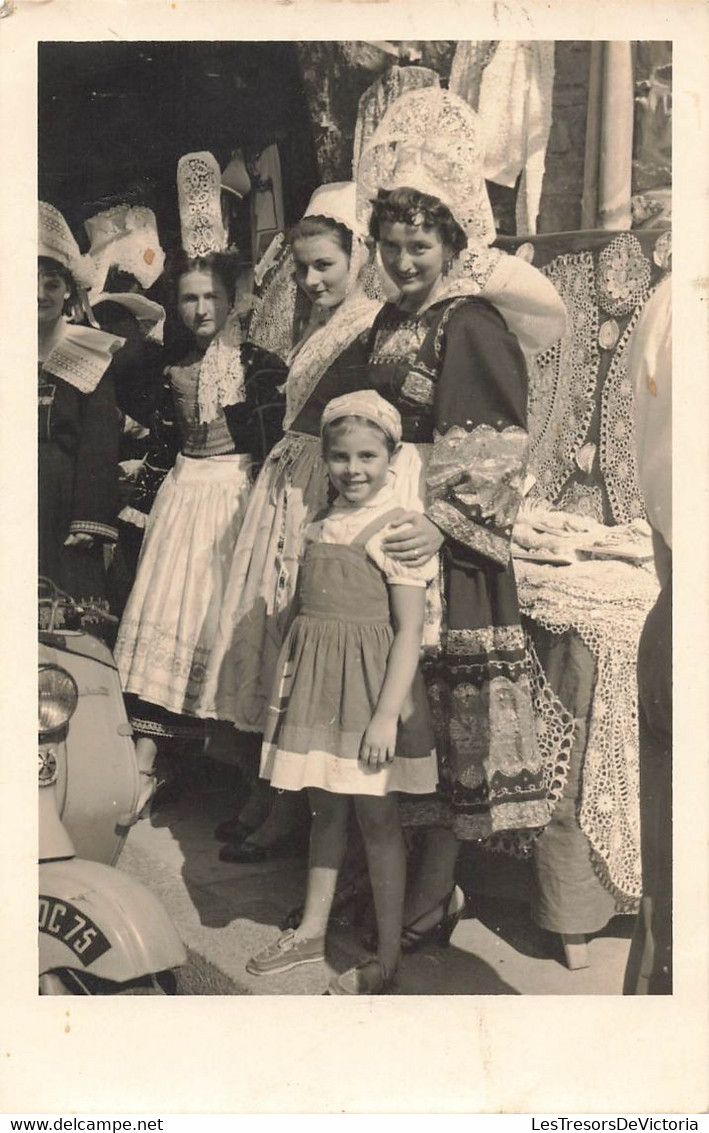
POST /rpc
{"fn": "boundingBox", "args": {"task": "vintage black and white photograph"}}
[35,35,674,998]
[3,0,708,1115]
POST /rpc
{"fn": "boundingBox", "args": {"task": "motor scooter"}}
[38,578,186,994]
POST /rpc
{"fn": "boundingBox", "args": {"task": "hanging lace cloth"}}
[249,144,285,264]
[515,557,659,908]
[449,41,556,236]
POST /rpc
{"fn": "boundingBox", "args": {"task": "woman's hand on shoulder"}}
[360,714,398,767]
[381,511,444,565]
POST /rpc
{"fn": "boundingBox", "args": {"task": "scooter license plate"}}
[38,895,112,966]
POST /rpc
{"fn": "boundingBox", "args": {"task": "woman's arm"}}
[426,299,530,568]
[68,371,120,544]
[359,584,426,768]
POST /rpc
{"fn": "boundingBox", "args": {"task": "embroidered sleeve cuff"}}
[427,499,511,568]
[69,520,118,543]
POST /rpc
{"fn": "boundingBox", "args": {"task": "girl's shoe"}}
[361,886,466,955]
[327,959,394,996]
[245,930,325,976]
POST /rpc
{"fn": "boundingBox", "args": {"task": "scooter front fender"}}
[39,858,186,983]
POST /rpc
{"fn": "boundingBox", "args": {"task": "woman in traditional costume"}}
[38,202,124,606]
[113,153,280,805]
[356,88,558,948]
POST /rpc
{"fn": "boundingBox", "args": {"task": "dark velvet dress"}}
[366,294,552,839]
[38,332,121,605]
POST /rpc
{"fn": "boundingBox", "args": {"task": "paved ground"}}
[118,759,634,997]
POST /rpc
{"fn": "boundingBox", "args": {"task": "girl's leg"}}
[295,788,351,940]
[404,825,460,930]
[354,794,406,979]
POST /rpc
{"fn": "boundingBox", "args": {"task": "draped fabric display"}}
[496,227,670,526]
[449,41,556,236]
[486,227,670,932]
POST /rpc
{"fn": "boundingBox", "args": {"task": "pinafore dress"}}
[260,510,438,797]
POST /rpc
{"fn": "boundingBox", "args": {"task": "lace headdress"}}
[356,87,496,247]
[85,205,165,296]
[39,202,96,291]
[177,151,228,258]
[175,151,246,423]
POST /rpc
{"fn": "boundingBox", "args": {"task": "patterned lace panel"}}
[248,236,299,360]
[599,301,649,524]
[39,201,96,290]
[596,233,652,318]
[427,423,529,566]
[557,482,606,523]
[177,152,227,258]
[86,204,165,292]
[526,252,599,504]
[373,319,430,367]
[356,88,496,245]
[196,307,246,424]
[283,291,381,431]
[351,65,441,176]
[116,618,214,714]
[445,625,525,656]
[483,633,574,856]
[42,325,123,395]
[450,41,556,236]
[515,558,659,902]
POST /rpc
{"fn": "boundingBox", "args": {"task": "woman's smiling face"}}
[38,263,70,326]
[377,220,449,310]
[292,234,350,311]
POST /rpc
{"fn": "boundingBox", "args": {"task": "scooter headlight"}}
[39,664,79,734]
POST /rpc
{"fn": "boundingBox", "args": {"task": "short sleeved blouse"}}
[304,482,438,589]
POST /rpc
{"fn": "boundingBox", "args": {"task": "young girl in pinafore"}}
[246,390,438,994]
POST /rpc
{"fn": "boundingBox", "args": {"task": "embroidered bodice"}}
[167,355,238,458]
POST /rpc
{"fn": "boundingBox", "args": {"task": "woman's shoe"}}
[219,831,308,863]
[401,886,466,954]
[362,886,466,954]
[213,817,256,844]
[327,958,394,996]
[136,770,159,818]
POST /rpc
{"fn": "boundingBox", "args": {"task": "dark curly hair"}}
[166,249,239,306]
[369,187,467,256]
[288,214,353,259]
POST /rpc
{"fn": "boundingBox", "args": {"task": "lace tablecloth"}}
[515,557,659,909]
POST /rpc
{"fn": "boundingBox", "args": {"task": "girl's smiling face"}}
[292,234,350,311]
[377,220,449,310]
[323,420,393,505]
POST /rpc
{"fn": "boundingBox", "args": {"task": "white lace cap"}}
[85,205,165,295]
[303,181,367,239]
[39,202,96,291]
[321,389,402,445]
[356,88,496,246]
[177,151,228,258]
